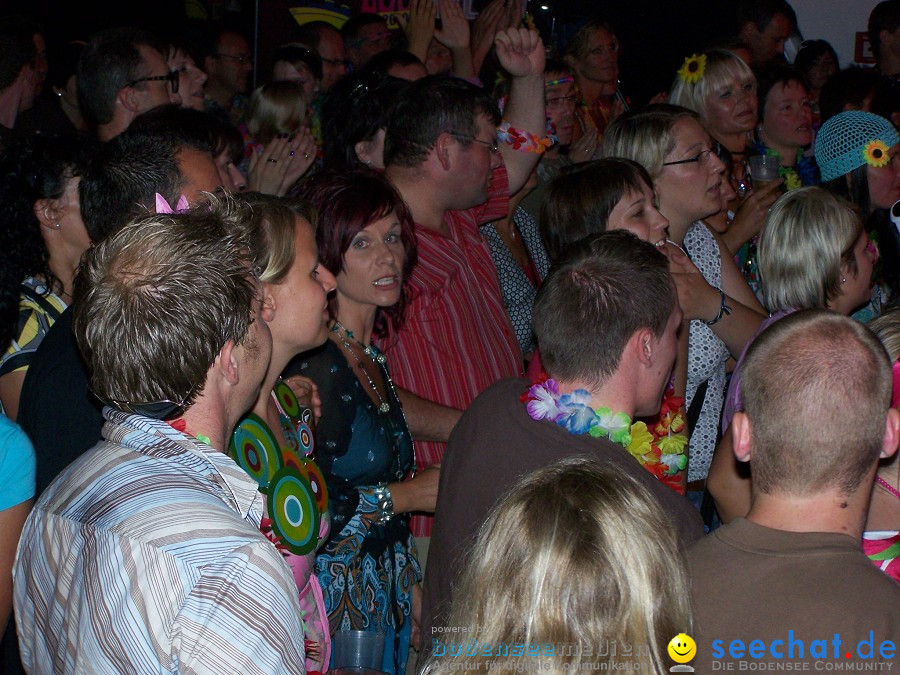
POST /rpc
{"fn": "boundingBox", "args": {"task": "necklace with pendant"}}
[332,320,391,414]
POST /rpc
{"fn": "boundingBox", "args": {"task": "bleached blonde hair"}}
[423,457,693,675]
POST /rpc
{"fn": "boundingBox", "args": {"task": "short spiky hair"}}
[533,230,674,390]
[741,309,892,496]
[73,194,258,409]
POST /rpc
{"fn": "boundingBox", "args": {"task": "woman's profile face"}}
[703,72,757,139]
[268,218,337,353]
[606,180,669,246]
[653,118,726,228]
[336,211,406,313]
[867,143,900,210]
[167,48,207,111]
[836,231,877,314]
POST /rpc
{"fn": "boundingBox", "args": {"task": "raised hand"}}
[470,0,505,73]
[397,0,435,61]
[434,0,470,50]
[248,128,316,196]
[494,27,544,78]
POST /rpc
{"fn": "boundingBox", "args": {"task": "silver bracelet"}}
[372,483,394,524]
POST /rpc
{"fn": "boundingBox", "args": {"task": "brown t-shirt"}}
[421,377,704,660]
[688,518,900,672]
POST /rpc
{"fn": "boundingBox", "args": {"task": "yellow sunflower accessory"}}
[678,54,707,85]
[863,140,891,168]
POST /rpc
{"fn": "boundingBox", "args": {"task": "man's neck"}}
[385,165,449,234]
[747,482,874,540]
[97,114,131,142]
[179,397,233,455]
[552,375,635,421]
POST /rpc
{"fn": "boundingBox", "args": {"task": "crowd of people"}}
[0,0,899,672]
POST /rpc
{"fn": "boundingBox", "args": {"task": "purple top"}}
[721,309,795,434]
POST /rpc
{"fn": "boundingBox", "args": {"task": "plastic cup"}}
[747,154,780,186]
[332,630,385,671]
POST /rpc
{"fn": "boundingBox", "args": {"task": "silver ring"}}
[267,158,278,164]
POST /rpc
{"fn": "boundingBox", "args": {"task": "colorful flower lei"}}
[864,139,891,168]
[523,377,688,494]
[497,121,554,154]
[677,54,707,85]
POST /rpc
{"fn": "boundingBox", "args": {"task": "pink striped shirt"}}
[381,165,523,536]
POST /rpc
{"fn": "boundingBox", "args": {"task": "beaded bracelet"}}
[497,121,554,154]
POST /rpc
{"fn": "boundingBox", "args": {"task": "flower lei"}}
[523,377,688,494]
[497,121,554,154]
[678,54,707,85]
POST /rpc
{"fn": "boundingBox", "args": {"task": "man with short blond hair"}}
[688,310,900,672]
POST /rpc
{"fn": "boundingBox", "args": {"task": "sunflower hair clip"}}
[863,139,891,168]
[677,54,707,85]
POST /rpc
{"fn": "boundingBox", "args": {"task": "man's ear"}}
[33,198,62,231]
[731,411,753,463]
[218,338,240,386]
[118,85,141,114]
[633,327,653,367]
[434,132,454,171]
[882,408,900,460]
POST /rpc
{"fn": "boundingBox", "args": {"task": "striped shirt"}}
[380,165,523,536]
[14,409,306,674]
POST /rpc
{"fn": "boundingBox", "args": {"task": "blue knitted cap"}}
[814,111,900,182]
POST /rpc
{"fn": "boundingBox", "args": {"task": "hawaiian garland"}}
[522,376,688,494]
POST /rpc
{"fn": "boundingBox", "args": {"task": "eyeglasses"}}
[126,70,180,94]
[217,52,253,65]
[452,133,499,155]
[546,94,577,111]
[663,143,724,167]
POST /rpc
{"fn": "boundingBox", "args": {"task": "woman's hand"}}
[283,374,322,423]
[722,178,783,254]
[247,129,316,196]
[397,0,435,62]
[470,0,504,73]
[389,463,441,514]
[666,244,720,322]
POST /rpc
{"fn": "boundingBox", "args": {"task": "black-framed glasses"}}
[451,133,499,155]
[217,52,253,65]
[125,70,179,94]
[663,142,723,167]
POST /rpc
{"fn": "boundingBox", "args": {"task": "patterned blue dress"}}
[286,339,418,675]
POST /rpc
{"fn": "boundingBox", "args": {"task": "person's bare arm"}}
[495,28,546,194]
[398,0,435,62]
[397,386,463,442]
[0,372,26,422]
[389,463,440,513]
[0,500,32,635]
[707,426,751,523]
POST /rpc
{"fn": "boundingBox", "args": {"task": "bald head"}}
[741,310,893,496]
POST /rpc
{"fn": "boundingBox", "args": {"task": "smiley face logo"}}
[667,633,696,664]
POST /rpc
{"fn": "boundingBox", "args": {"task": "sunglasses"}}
[126,70,180,94]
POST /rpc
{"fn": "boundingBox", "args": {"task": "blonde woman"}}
[708,187,877,521]
[423,456,692,675]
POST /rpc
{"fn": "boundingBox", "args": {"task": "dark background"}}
[18,0,741,105]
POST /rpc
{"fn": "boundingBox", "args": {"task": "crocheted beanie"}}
[815,111,899,182]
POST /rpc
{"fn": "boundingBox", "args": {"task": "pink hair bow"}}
[155,193,190,214]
